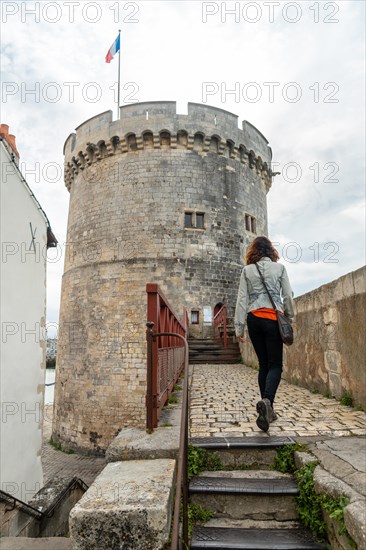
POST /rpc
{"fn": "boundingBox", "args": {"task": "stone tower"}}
[53,102,273,453]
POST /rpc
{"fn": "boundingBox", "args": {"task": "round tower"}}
[53,102,273,453]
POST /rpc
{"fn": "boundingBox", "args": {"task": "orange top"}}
[251,308,277,321]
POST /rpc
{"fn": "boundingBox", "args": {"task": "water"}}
[45,368,55,404]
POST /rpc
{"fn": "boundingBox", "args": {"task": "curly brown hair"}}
[245,236,280,265]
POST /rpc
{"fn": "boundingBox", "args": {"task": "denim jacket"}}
[234,257,294,337]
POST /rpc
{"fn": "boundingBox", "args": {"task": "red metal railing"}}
[146,284,187,431]
[213,304,227,348]
[170,333,189,549]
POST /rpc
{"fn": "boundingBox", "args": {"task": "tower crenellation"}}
[64,102,272,191]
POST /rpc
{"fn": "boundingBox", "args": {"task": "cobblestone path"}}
[189,364,366,439]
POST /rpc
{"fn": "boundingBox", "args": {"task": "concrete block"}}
[69,459,176,550]
[105,424,180,462]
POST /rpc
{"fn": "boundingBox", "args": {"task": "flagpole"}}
[117,29,121,119]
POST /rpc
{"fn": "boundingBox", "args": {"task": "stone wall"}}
[285,266,365,409]
[54,102,272,453]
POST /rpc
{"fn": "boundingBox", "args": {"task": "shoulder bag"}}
[255,263,294,346]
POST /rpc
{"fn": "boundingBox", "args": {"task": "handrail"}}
[146,284,187,430]
[0,490,44,518]
[170,332,189,549]
[0,477,88,519]
[213,304,227,348]
[145,327,189,549]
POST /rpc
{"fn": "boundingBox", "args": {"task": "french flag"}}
[105,34,120,63]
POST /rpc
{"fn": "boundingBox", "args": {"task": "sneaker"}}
[256,398,272,432]
[271,409,278,422]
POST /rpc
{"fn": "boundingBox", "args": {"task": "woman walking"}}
[235,236,294,432]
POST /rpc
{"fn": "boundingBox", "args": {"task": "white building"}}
[0,124,57,503]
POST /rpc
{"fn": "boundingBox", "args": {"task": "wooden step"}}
[188,340,241,366]
[190,527,328,549]
[0,538,72,550]
[189,471,298,521]
[203,518,304,529]
[188,339,241,364]
[189,358,240,363]
[189,343,238,349]
[189,436,295,469]
[189,357,240,365]
[189,473,298,496]
[189,350,240,356]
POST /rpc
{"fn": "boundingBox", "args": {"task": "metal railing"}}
[213,304,227,348]
[0,477,88,519]
[147,329,189,549]
[170,332,189,549]
[146,283,187,431]
[145,284,189,548]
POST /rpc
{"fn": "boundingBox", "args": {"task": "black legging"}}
[247,312,283,406]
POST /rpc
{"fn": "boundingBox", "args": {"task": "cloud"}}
[1,0,364,324]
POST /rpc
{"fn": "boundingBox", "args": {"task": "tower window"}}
[245,214,257,234]
[185,212,194,228]
[196,213,204,229]
[184,211,205,230]
[191,310,199,324]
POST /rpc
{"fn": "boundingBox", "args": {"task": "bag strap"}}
[255,263,277,311]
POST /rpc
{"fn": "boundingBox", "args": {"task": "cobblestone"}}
[189,364,366,439]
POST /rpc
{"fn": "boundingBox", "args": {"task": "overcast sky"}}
[1,0,365,329]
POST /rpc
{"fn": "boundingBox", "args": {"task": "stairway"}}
[189,339,241,364]
[188,436,327,549]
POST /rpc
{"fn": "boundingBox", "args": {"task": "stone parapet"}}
[284,265,366,409]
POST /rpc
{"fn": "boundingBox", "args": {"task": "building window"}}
[185,212,194,228]
[196,213,204,229]
[184,211,205,230]
[191,310,199,324]
[245,214,257,234]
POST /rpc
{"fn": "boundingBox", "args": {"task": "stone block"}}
[352,267,366,295]
[329,372,342,398]
[341,272,355,299]
[324,350,341,373]
[323,307,338,325]
[344,499,366,550]
[106,424,180,462]
[313,466,360,503]
[69,459,176,550]
[293,451,317,470]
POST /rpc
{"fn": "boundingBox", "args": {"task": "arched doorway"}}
[214,302,224,318]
